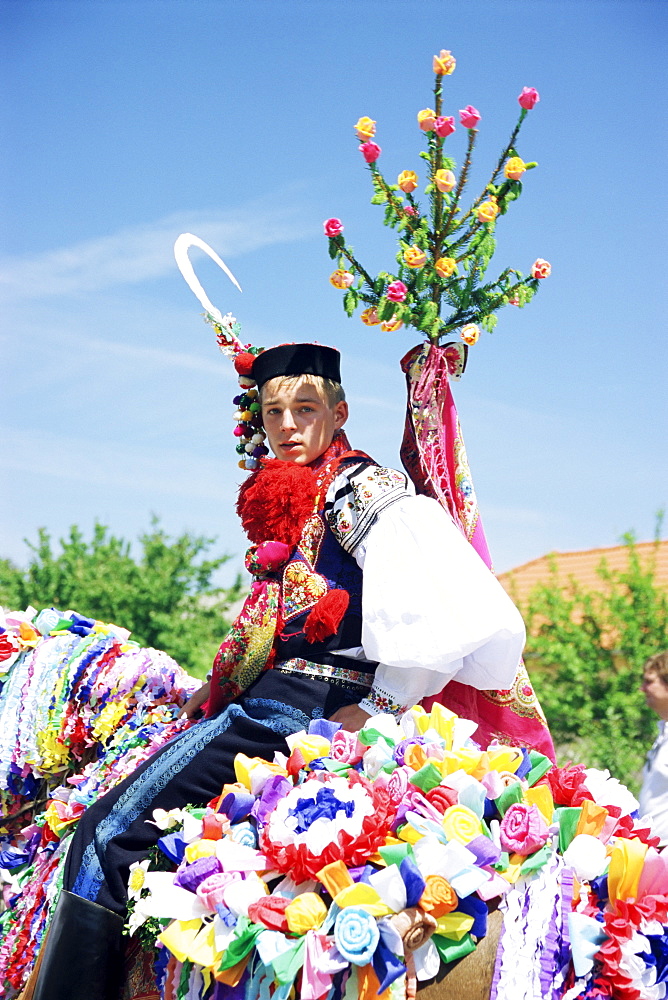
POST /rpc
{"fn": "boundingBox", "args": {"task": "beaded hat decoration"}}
[174,235,343,472]
[323,50,549,347]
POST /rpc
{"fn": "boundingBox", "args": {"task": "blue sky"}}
[2,0,667,588]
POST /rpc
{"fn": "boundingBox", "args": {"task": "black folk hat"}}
[251,344,341,390]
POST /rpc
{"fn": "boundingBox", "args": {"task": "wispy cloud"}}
[0,197,313,302]
[2,426,238,502]
[53,330,239,378]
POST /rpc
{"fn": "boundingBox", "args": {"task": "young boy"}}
[30,344,526,1000]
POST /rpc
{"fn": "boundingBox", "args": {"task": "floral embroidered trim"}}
[273,658,374,691]
[325,464,411,556]
[359,683,407,718]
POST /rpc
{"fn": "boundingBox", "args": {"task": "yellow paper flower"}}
[433,50,456,76]
[442,804,482,845]
[435,912,475,940]
[128,859,151,900]
[360,306,381,326]
[397,170,418,193]
[380,315,404,333]
[285,892,328,934]
[504,156,526,181]
[435,257,457,278]
[460,324,480,346]
[285,732,331,765]
[403,246,427,269]
[334,883,390,916]
[475,199,499,224]
[434,169,456,193]
[234,754,287,790]
[329,269,354,289]
[417,108,436,132]
[185,839,217,863]
[354,116,376,141]
[17,622,41,648]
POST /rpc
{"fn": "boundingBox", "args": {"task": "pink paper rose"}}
[499,803,549,855]
[359,141,381,164]
[323,218,344,238]
[518,87,540,110]
[386,280,408,303]
[330,729,364,765]
[434,116,456,138]
[386,765,411,805]
[459,105,481,129]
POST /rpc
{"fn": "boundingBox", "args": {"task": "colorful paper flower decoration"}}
[325,48,549,347]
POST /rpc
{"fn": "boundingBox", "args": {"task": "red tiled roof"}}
[498,540,668,607]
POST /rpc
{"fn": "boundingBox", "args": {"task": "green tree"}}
[0,519,243,680]
[519,529,668,791]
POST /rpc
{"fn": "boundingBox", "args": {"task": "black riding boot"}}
[30,890,124,1000]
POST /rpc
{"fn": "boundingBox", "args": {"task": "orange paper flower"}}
[434,169,456,193]
[475,199,499,224]
[504,156,526,181]
[380,315,404,332]
[329,269,354,290]
[417,108,436,132]
[460,324,480,346]
[403,246,427,269]
[354,116,376,141]
[360,307,381,326]
[531,258,551,279]
[433,50,456,76]
[435,257,457,278]
[397,170,418,193]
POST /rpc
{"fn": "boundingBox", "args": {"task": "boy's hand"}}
[329,704,371,733]
[181,681,210,719]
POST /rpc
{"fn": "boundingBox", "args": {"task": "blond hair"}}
[259,374,345,407]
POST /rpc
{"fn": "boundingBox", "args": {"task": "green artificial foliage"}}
[0,518,242,680]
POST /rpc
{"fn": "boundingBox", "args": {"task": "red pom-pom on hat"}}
[234,352,256,377]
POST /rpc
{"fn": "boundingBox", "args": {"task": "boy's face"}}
[261,376,348,466]
[641,670,668,720]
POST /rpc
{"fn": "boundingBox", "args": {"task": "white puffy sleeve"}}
[325,464,526,716]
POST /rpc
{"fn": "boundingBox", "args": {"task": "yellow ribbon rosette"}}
[442,804,482,845]
[608,836,648,905]
[317,860,354,896]
[425,703,457,748]
[441,749,485,776]
[285,893,329,934]
[233,756,287,791]
[525,785,554,824]
[158,918,204,964]
[435,912,475,940]
[333,883,393,917]
[185,840,218,863]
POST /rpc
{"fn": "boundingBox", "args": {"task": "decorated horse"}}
[2,606,668,1000]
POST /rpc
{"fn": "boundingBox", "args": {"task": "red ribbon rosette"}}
[260,771,395,884]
